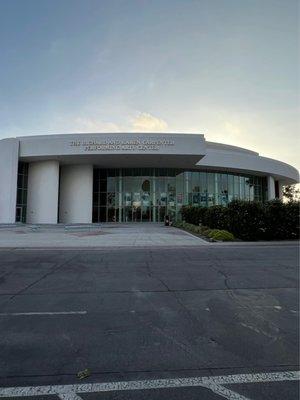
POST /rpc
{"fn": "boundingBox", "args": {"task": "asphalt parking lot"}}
[0,228,299,399]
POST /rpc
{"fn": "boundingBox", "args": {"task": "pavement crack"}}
[7,254,78,301]
[217,269,231,290]
[209,257,231,291]
[210,254,291,341]
[1,363,299,380]
[145,260,171,292]
[170,290,208,340]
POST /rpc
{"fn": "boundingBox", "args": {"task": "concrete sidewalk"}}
[0,223,208,248]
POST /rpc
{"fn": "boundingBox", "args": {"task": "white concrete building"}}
[0,133,298,224]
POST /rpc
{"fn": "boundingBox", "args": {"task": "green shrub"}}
[194,226,203,234]
[201,227,212,236]
[284,201,300,239]
[172,221,182,228]
[208,229,235,241]
[203,206,230,230]
[181,206,206,225]
[180,200,299,241]
[207,229,220,237]
[227,200,265,241]
[264,200,299,240]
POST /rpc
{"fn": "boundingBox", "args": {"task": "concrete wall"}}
[198,147,299,184]
[16,133,299,183]
[0,138,19,223]
[59,165,93,223]
[19,133,206,158]
[27,161,59,224]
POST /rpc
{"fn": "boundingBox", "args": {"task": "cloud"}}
[131,112,168,132]
[72,117,121,133]
[224,121,242,136]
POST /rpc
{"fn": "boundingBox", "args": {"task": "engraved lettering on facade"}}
[69,138,175,152]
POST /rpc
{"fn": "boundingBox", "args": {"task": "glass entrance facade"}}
[16,162,28,223]
[93,168,267,223]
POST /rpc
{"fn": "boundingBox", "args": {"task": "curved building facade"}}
[0,133,298,224]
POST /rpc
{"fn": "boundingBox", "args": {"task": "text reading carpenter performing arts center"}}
[70,138,175,152]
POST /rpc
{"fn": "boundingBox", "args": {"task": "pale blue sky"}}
[0,0,299,168]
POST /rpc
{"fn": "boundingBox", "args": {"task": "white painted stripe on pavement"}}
[58,393,84,400]
[57,384,249,400]
[0,370,298,397]
[204,370,300,385]
[0,311,87,316]
[205,383,251,400]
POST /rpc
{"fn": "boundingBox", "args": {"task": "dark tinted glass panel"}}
[92,168,267,222]
[16,162,28,222]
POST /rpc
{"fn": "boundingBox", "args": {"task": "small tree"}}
[283,185,300,202]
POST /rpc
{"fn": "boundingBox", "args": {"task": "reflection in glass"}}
[92,168,267,223]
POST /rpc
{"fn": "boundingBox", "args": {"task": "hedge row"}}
[173,221,235,241]
[181,200,300,241]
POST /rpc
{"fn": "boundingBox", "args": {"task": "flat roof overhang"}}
[18,133,206,169]
[14,132,299,183]
[19,153,204,168]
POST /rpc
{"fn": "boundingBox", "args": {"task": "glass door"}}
[132,206,141,222]
[141,190,151,222]
[16,207,22,223]
[141,206,151,222]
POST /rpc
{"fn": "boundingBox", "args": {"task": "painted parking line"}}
[57,383,252,400]
[58,394,83,400]
[0,370,298,399]
[0,311,87,316]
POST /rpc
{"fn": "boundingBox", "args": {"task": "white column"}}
[185,173,189,205]
[0,138,19,223]
[214,174,219,205]
[152,173,156,222]
[59,165,93,224]
[27,161,59,224]
[267,176,275,200]
[118,169,122,222]
[278,181,284,200]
